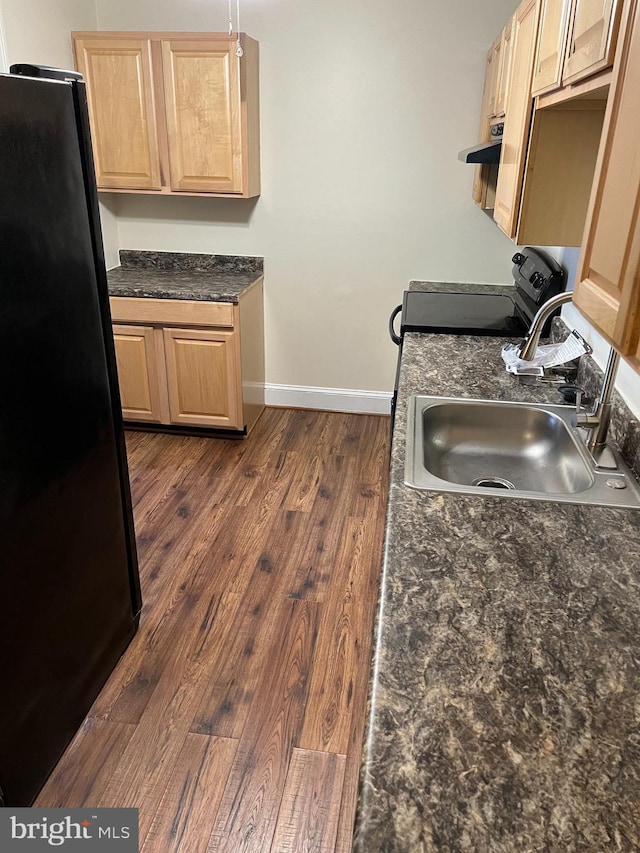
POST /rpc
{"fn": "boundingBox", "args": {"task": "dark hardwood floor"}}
[36,408,390,852]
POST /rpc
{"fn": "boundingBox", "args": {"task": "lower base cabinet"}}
[112,324,164,423]
[163,327,240,428]
[110,281,264,433]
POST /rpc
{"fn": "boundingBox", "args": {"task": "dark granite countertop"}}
[107,251,263,303]
[354,324,640,851]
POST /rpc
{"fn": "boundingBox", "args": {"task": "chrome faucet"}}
[518,291,574,360]
[574,347,620,463]
[518,290,620,465]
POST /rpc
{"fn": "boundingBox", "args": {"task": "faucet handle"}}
[571,390,588,430]
[574,389,592,424]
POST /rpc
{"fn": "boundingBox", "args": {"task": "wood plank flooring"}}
[35,408,389,852]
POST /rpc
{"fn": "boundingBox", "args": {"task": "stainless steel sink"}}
[405,395,640,508]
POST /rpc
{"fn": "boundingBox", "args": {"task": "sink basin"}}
[405,396,640,508]
[421,400,592,494]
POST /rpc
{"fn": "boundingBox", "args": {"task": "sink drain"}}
[472,477,516,490]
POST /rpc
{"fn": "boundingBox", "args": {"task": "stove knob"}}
[529,271,545,289]
[512,252,525,265]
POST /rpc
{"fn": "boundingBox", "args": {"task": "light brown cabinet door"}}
[496,20,514,116]
[473,50,498,208]
[113,325,164,421]
[573,0,640,356]
[562,0,622,84]
[162,39,243,194]
[487,37,502,117]
[163,327,242,428]
[532,0,571,94]
[473,52,492,205]
[74,37,162,190]
[493,0,540,238]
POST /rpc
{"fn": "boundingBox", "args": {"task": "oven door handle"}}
[389,304,402,345]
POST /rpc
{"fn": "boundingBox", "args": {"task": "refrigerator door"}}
[0,72,140,804]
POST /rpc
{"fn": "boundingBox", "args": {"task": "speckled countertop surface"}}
[409,280,517,296]
[107,251,263,303]
[354,286,640,852]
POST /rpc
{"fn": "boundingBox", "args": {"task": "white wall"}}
[0,0,93,68]
[95,0,519,399]
[0,0,120,269]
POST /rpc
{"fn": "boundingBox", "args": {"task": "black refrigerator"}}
[0,66,142,805]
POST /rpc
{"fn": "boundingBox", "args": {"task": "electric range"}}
[389,246,566,425]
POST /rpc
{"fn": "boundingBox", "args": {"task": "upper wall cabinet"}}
[73,32,260,198]
[493,0,540,238]
[162,39,243,194]
[496,21,515,116]
[531,0,622,96]
[473,50,499,209]
[485,25,515,120]
[532,0,571,94]
[477,0,611,246]
[573,0,640,359]
[563,0,623,85]
[73,37,162,190]
[486,36,500,118]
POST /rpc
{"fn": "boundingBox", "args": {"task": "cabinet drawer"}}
[109,296,235,328]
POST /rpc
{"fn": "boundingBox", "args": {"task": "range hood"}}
[457,137,502,164]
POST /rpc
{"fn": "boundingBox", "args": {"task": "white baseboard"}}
[264,383,392,415]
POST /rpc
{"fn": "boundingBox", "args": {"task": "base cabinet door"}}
[163,327,241,428]
[113,325,163,422]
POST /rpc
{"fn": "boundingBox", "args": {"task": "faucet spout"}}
[518,291,574,360]
[517,289,620,462]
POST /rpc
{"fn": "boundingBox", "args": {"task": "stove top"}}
[398,247,566,339]
[401,291,527,337]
